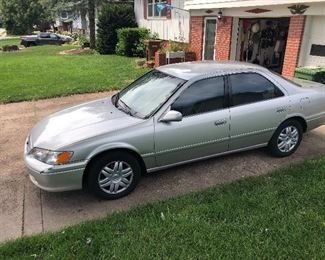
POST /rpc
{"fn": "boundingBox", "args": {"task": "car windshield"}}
[114,70,185,118]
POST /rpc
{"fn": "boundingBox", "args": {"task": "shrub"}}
[71,32,90,47]
[116,28,150,57]
[2,45,19,52]
[295,67,325,84]
[166,41,190,52]
[96,3,137,54]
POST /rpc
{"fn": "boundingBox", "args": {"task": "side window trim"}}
[227,72,285,108]
[171,75,228,118]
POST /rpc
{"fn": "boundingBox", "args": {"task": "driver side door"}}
[154,76,230,167]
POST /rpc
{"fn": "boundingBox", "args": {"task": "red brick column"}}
[154,52,166,67]
[215,17,233,61]
[282,16,306,77]
[190,16,204,61]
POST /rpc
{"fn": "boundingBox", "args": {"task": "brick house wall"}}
[282,15,306,77]
[215,17,233,61]
[190,16,204,61]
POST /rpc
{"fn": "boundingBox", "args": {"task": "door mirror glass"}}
[160,110,183,122]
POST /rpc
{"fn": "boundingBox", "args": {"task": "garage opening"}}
[236,18,290,73]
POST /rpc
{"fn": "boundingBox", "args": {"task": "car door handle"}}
[214,119,227,126]
[276,107,286,113]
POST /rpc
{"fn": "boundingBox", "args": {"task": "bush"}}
[96,3,137,54]
[295,67,325,84]
[160,40,190,53]
[116,28,150,57]
[2,45,19,52]
[71,32,90,47]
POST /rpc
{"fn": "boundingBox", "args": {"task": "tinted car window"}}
[171,77,225,117]
[229,73,284,106]
[50,33,58,39]
[39,33,50,38]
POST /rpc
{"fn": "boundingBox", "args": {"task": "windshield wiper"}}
[117,98,141,118]
[113,93,143,118]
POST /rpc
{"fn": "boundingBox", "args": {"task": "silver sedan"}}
[24,61,325,199]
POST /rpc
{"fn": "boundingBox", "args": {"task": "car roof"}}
[156,61,268,81]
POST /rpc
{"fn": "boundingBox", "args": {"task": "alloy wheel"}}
[277,126,299,153]
[98,161,134,194]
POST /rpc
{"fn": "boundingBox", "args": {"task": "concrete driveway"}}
[0,92,324,243]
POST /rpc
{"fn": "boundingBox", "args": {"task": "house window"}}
[310,44,325,57]
[148,0,167,18]
[60,11,69,20]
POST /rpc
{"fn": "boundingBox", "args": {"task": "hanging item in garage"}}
[237,18,289,73]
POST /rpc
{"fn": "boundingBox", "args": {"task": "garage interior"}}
[236,18,290,73]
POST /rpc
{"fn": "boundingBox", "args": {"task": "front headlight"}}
[29,148,73,165]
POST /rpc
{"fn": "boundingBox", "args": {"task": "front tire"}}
[87,151,141,200]
[268,120,303,157]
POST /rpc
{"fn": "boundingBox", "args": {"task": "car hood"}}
[58,35,73,41]
[29,97,143,150]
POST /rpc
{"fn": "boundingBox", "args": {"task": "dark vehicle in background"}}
[20,33,73,47]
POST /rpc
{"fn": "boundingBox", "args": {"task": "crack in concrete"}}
[21,181,26,237]
[40,190,44,233]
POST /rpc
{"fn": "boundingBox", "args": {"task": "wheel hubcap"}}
[277,126,299,153]
[98,161,133,194]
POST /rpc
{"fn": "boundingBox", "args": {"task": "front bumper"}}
[24,144,86,192]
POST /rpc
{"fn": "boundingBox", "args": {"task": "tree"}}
[0,0,52,35]
[88,0,96,49]
[96,3,137,54]
[47,0,98,48]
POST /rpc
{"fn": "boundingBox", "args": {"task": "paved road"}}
[0,92,324,243]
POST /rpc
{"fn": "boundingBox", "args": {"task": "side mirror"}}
[160,110,183,123]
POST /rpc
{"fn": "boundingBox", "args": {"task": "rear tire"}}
[268,120,303,157]
[87,151,141,200]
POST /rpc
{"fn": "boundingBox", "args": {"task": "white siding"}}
[185,0,325,10]
[135,0,190,42]
[299,15,325,67]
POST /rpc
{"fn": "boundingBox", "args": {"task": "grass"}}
[1,156,324,259]
[0,37,20,47]
[0,40,149,103]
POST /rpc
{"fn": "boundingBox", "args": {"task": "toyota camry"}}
[24,61,325,199]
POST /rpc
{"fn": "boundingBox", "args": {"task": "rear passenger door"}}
[228,72,289,150]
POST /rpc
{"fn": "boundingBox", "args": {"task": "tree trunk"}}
[88,0,96,49]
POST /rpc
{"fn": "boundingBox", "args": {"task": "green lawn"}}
[0,41,149,103]
[0,37,20,47]
[1,156,324,259]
